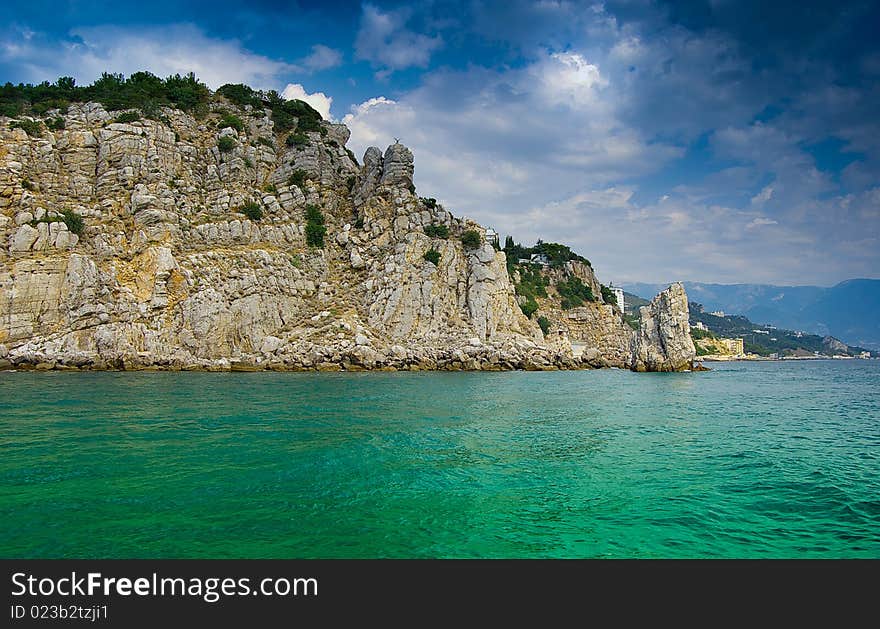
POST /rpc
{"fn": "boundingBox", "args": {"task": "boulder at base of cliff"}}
[631,282,695,372]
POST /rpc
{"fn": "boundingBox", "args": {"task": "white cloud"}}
[345,50,676,197]
[0,24,293,89]
[354,3,443,72]
[301,44,343,72]
[750,185,774,205]
[746,217,779,229]
[542,52,608,105]
[281,83,334,120]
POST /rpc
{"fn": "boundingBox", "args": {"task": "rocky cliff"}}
[0,92,693,372]
[631,283,696,371]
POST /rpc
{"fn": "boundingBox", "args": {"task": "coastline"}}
[0,346,592,373]
[700,355,874,362]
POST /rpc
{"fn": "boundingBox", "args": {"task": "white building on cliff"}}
[610,286,624,312]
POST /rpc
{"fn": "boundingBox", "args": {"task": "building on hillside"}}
[710,310,726,317]
[724,337,745,357]
[484,228,499,247]
[860,351,871,359]
[694,321,708,331]
[530,253,550,266]
[696,335,745,358]
[611,287,625,312]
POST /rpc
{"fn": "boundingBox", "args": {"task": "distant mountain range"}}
[623,279,880,350]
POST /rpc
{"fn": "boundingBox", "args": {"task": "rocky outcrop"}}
[631,282,695,372]
[0,96,692,372]
[822,336,848,355]
[566,304,634,368]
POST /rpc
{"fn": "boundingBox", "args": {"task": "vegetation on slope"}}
[305,205,326,247]
[689,302,875,357]
[502,236,590,269]
[1,73,326,140]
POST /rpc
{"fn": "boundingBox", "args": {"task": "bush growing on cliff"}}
[514,266,546,319]
[46,116,65,131]
[600,284,617,306]
[520,297,539,318]
[420,197,438,210]
[424,224,449,239]
[216,83,264,110]
[286,132,309,148]
[423,248,441,265]
[270,97,324,134]
[32,98,69,115]
[537,316,551,336]
[115,110,141,123]
[217,136,236,153]
[287,169,307,188]
[461,230,481,249]
[239,202,263,222]
[514,264,548,299]
[216,111,244,132]
[9,118,43,137]
[556,276,594,309]
[305,204,326,247]
[60,209,84,235]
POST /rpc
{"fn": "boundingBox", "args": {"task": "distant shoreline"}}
[699,355,876,362]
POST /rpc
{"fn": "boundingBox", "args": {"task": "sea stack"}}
[631,282,696,372]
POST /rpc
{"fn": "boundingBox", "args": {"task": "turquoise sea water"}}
[1,361,878,558]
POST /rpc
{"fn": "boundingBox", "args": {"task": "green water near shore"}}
[1,361,878,558]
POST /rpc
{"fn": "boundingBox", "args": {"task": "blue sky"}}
[2,0,878,285]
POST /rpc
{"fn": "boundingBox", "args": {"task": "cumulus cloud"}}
[355,3,443,73]
[345,50,678,190]
[281,83,334,120]
[0,24,292,89]
[300,44,343,72]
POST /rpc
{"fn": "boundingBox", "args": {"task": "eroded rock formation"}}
[632,283,696,372]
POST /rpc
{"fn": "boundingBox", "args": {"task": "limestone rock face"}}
[566,304,634,368]
[379,143,414,189]
[0,98,686,372]
[631,282,695,372]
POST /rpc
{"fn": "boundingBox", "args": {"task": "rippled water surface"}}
[1,361,878,558]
